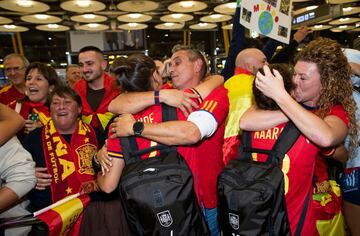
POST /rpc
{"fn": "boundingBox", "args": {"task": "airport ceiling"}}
[0,0,358,33]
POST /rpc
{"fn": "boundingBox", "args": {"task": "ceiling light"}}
[129,13,141,19]
[180,1,194,8]
[172,14,183,19]
[128,23,138,27]
[306,6,318,11]
[343,7,353,12]
[339,17,350,22]
[76,0,91,8]
[34,14,49,20]
[226,2,236,9]
[165,22,174,26]
[339,25,348,29]
[4,25,16,29]
[314,25,323,29]
[48,24,59,29]
[210,14,222,19]
[356,23,360,27]
[88,23,99,28]
[83,14,95,19]
[16,0,33,7]
[199,23,208,26]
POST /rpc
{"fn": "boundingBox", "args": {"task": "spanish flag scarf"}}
[73,73,119,130]
[42,119,98,203]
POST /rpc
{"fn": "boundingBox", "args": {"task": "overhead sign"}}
[240,0,293,44]
[292,4,342,27]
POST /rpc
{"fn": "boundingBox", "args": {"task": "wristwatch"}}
[133,121,144,136]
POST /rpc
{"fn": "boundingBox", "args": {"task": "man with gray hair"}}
[65,64,81,87]
[0,53,29,105]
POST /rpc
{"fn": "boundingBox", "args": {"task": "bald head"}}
[235,48,267,75]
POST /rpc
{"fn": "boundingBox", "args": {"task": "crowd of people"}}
[0,9,360,236]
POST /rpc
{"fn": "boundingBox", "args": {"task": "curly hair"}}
[295,37,358,156]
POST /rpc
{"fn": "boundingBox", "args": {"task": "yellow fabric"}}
[33,108,51,126]
[81,114,93,125]
[0,84,12,93]
[316,213,346,236]
[98,112,115,130]
[52,196,84,236]
[82,112,114,130]
[224,73,255,139]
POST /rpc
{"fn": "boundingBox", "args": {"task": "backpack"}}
[118,104,209,236]
[218,122,310,236]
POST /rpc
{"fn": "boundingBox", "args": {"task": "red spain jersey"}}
[251,123,319,236]
[0,84,25,105]
[315,105,349,183]
[107,86,229,209]
[193,86,229,208]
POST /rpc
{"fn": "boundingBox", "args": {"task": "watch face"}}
[133,121,144,135]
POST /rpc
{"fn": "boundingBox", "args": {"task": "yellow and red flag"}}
[35,193,90,236]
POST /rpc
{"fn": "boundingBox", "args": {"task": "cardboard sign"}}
[240,0,293,44]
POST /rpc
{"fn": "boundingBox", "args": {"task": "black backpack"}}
[218,122,310,236]
[118,104,209,236]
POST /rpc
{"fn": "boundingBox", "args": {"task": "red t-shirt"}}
[251,123,319,236]
[107,86,229,209]
[314,105,349,183]
[0,84,25,105]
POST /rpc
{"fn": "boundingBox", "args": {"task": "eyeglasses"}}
[4,66,25,73]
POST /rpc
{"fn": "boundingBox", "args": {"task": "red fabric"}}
[73,73,119,128]
[0,84,25,105]
[251,122,319,236]
[107,86,229,209]
[313,192,342,221]
[315,105,349,183]
[37,194,91,236]
[9,100,50,123]
[234,67,252,75]
[222,136,240,166]
[42,120,98,203]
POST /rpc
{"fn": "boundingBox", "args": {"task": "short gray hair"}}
[4,53,29,68]
[171,44,209,79]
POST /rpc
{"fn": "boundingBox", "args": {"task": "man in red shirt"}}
[99,47,228,236]
[73,46,119,133]
[0,53,28,105]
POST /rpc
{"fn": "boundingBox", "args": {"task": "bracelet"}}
[154,90,160,104]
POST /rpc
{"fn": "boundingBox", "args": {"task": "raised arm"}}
[108,74,223,116]
[256,66,348,147]
[239,105,288,131]
[0,103,25,145]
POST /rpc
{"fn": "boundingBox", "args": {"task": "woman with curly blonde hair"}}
[240,37,357,235]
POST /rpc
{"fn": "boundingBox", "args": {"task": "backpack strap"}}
[120,136,141,165]
[119,103,178,164]
[238,122,301,165]
[237,131,251,161]
[294,191,311,236]
[268,121,301,166]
